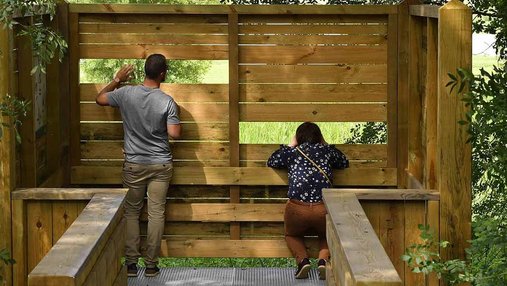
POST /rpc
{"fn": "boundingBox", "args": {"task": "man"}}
[96,54,181,278]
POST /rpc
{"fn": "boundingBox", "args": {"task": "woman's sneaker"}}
[295,258,311,279]
[145,265,160,277]
[127,263,138,277]
[318,259,327,280]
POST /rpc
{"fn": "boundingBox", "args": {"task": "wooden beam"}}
[27,193,125,286]
[323,188,439,201]
[397,0,422,188]
[409,5,440,19]
[158,238,320,258]
[0,25,15,286]
[69,13,80,167]
[437,0,472,261]
[323,191,402,285]
[12,188,127,200]
[71,166,398,186]
[68,4,398,15]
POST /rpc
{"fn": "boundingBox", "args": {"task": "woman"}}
[267,122,349,280]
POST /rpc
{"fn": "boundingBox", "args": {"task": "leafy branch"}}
[402,224,474,285]
[0,0,67,75]
[0,94,30,143]
[0,248,15,283]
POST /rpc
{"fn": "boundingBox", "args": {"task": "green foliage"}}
[0,94,31,143]
[447,67,507,219]
[0,248,15,283]
[468,218,507,286]
[345,122,387,144]
[402,225,473,286]
[0,0,67,75]
[81,59,211,84]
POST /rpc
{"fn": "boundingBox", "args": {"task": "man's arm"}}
[167,124,182,139]
[96,64,134,106]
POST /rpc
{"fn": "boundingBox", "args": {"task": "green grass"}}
[240,122,357,145]
[472,55,503,75]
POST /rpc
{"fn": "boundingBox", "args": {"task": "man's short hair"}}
[145,54,168,80]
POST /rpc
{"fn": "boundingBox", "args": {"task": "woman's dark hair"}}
[144,54,168,80]
[296,122,324,145]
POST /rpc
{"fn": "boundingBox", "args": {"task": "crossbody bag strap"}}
[295,146,332,185]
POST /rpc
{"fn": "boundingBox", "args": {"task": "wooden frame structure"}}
[0,1,471,285]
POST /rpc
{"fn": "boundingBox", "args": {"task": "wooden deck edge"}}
[323,192,403,285]
[323,188,439,201]
[12,188,127,200]
[27,192,126,286]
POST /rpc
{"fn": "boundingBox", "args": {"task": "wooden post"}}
[397,0,421,188]
[0,25,15,286]
[228,11,240,240]
[437,0,472,261]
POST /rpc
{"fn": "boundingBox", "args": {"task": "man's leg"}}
[144,163,172,268]
[122,162,148,267]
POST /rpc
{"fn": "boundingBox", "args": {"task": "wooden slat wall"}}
[67,7,417,285]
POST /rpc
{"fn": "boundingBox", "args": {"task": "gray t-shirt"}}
[107,85,180,164]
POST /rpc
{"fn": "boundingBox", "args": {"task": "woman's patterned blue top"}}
[267,142,349,203]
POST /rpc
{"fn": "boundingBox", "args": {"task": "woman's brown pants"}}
[284,199,330,263]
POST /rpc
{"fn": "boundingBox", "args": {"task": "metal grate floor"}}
[129,267,326,286]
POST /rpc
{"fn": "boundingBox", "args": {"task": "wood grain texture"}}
[239,65,387,84]
[323,192,402,285]
[239,45,387,64]
[239,84,387,103]
[80,44,229,60]
[239,34,387,45]
[69,13,81,167]
[240,103,387,122]
[69,4,398,15]
[80,83,229,102]
[437,0,472,261]
[80,122,229,141]
[27,193,125,286]
[158,238,320,258]
[387,13,398,168]
[71,166,398,186]
[27,201,53,274]
[12,200,27,286]
[0,24,15,286]
[80,102,229,122]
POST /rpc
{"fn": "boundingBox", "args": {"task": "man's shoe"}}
[145,265,160,277]
[127,263,138,277]
[295,258,311,279]
[318,259,327,280]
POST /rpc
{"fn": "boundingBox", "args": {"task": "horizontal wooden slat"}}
[80,33,229,45]
[141,222,230,237]
[239,34,387,45]
[80,23,228,34]
[81,122,229,141]
[240,160,386,168]
[240,84,387,102]
[239,14,388,24]
[80,45,228,60]
[239,104,386,122]
[80,159,230,167]
[239,24,387,35]
[409,5,440,19]
[239,45,387,64]
[164,203,284,222]
[79,14,228,24]
[69,4,398,15]
[239,65,387,83]
[71,166,397,186]
[159,238,320,258]
[240,144,387,161]
[80,83,228,102]
[80,102,229,122]
[81,141,229,160]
